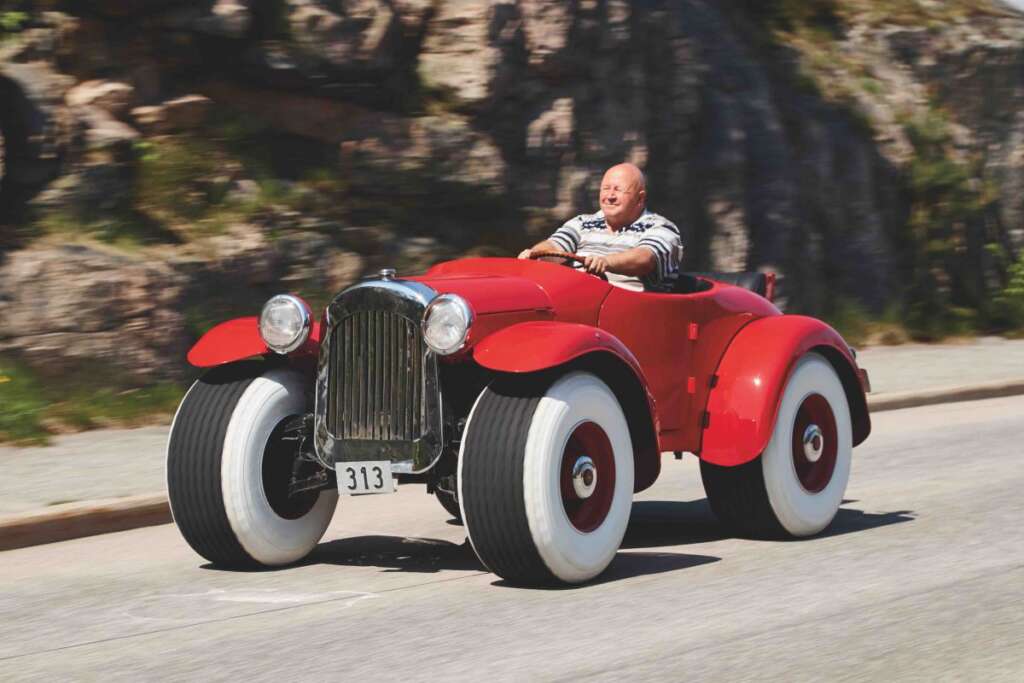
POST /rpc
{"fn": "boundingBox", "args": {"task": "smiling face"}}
[599,164,646,231]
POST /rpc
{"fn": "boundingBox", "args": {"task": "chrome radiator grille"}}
[326,311,426,440]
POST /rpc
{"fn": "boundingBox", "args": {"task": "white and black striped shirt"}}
[548,210,683,292]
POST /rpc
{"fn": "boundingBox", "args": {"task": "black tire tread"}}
[435,490,462,522]
[461,378,554,585]
[167,362,265,567]
[700,458,787,539]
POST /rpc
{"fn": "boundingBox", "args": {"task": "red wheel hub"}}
[791,393,838,493]
[559,421,615,532]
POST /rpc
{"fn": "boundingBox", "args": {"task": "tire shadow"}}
[818,507,916,539]
[490,552,720,590]
[622,499,728,548]
[596,551,719,585]
[622,499,916,549]
[307,535,484,573]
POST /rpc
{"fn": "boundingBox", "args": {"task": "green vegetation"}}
[1,10,26,31]
[742,0,1022,341]
[0,355,185,445]
[33,207,180,250]
[993,251,1024,332]
[31,119,324,246]
[744,0,1010,32]
[901,108,999,340]
[822,299,911,347]
[0,359,49,444]
[0,0,30,42]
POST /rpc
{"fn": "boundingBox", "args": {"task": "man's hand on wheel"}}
[518,248,533,259]
[583,254,610,275]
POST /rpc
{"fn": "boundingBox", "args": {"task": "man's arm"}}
[517,239,562,259]
[582,246,657,276]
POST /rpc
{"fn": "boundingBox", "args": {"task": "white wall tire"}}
[459,371,634,585]
[167,362,338,567]
[701,352,852,538]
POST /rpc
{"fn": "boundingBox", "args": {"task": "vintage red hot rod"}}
[167,255,871,585]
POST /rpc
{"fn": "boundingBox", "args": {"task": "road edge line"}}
[867,378,1024,412]
[0,494,170,551]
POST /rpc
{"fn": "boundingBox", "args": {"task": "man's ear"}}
[638,189,647,206]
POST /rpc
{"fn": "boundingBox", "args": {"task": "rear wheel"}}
[459,371,634,585]
[166,362,338,567]
[701,352,852,538]
[435,489,462,522]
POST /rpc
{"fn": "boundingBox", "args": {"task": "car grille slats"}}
[327,310,425,441]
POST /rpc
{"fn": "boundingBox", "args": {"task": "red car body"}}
[188,257,871,494]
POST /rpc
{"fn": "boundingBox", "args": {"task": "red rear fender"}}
[187,317,322,368]
[701,316,871,466]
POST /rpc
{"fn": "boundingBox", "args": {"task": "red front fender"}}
[701,315,871,466]
[187,317,322,368]
[473,321,643,377]
[474,320,663,492]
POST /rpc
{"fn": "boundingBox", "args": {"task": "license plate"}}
[337,461,396,495]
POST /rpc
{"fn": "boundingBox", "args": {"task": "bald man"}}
[519,163,683,292]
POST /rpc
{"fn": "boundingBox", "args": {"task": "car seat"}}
[673,272,774,300]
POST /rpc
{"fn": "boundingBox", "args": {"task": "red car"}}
[167,255,871,585]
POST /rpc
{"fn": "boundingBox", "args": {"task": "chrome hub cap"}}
[572,456,597,499]
[803,424,824,463]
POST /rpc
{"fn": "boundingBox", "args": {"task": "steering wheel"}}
[528,250,609,281]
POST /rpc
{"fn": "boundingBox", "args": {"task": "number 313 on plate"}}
[338,461,397,495]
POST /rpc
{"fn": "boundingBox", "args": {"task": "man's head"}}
[599,163,646,230]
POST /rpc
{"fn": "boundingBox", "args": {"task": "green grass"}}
[0,360,50,444]
[0,356,185,446]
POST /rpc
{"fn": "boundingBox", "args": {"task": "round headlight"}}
[259,294,312,354]
[422,294,473,355]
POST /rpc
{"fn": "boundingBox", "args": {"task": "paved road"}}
[1,396,1022,681]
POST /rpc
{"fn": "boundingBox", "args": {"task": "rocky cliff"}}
[1,0,1023,384]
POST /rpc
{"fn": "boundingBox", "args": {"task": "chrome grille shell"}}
[314,278,443,473]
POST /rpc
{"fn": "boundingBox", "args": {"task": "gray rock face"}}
[0,245,188,381]
[65,80,135,119]
[0,62,75,191]
[418,1,510,108]
[131,95,212,135]
[195,0,252,38]
[341,114,506,192]
[3,1,1024,382]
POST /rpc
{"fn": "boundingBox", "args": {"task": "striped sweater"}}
[548,209,683,292]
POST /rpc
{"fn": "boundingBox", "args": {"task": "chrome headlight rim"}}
[421,293,474,355]
[259,294,312,354]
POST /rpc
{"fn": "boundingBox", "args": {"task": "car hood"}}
[416,258,613,325]
[412,274,553,315]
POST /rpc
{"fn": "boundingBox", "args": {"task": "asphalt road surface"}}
[2,396,1022,681]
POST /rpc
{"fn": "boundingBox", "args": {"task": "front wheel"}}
[459,371,634,585]
[166,362,338,567]
[701,352,852,538]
